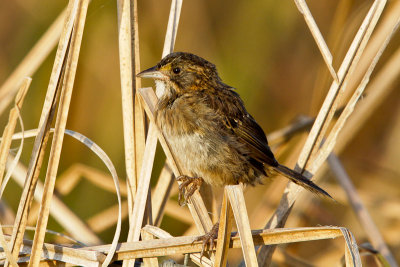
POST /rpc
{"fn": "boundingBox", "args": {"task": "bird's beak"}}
[136,66,165,80]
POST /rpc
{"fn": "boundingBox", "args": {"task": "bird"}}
[137,51,331,255]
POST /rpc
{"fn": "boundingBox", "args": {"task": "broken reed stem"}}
[0,77,31,187]
[6,0,79,264]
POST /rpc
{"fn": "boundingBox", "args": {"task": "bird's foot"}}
[193,223,219,261]
[176,175,203,205]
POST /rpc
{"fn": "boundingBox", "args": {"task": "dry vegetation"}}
[0,0,399,266]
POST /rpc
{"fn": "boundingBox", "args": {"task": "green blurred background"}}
[0,0,399,265]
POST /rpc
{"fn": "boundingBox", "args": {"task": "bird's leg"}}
[193,222,219,261]
[176,175,203,205]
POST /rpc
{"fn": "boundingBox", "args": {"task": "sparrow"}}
[137,52,331,255]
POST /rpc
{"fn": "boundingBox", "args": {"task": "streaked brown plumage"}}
[137,52,331,256]
[138,52,331,199]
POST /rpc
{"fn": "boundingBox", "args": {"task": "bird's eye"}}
[173,67,181,74]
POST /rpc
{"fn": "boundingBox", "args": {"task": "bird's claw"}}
[176,175,203,206]
[192,223,219,262]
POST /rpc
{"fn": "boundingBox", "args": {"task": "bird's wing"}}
[206,89,279,168]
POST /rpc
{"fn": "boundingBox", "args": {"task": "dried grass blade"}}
[63,129,122,265]
[139,87,213,234]
[214,190,233,267]
[0,77,30,193]
[7,0,79,263]
[226,185,257,266]
[29,0,90,265]
[293,0,338,82]
[328,155,397,267]
[0,10,65,116]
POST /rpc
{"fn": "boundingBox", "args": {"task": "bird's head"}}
[137,52,224,95]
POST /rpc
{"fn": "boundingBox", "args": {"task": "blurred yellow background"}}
[0,0,399,265]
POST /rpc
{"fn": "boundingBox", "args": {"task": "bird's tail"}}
[273,164,332,199]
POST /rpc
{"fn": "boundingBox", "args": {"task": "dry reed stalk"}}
[258,0,388,264]
[116,0,146,231]
[293,0,338,82]
[328,154,398,267]
[6,0,80,264]
[29,0,90,264]
[126,124,158,243]
[2,236,106,266]
[225,185,258,266]
[214,189,233,267]
[0,226,359,265]
[124,1,183,265]
[140,229,159,267]
[141,225,213,267]
[0,77,30,191]
[85,226,359,262]
[0,10,65,116]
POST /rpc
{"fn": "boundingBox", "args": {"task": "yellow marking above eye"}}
[160,64,172,71]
